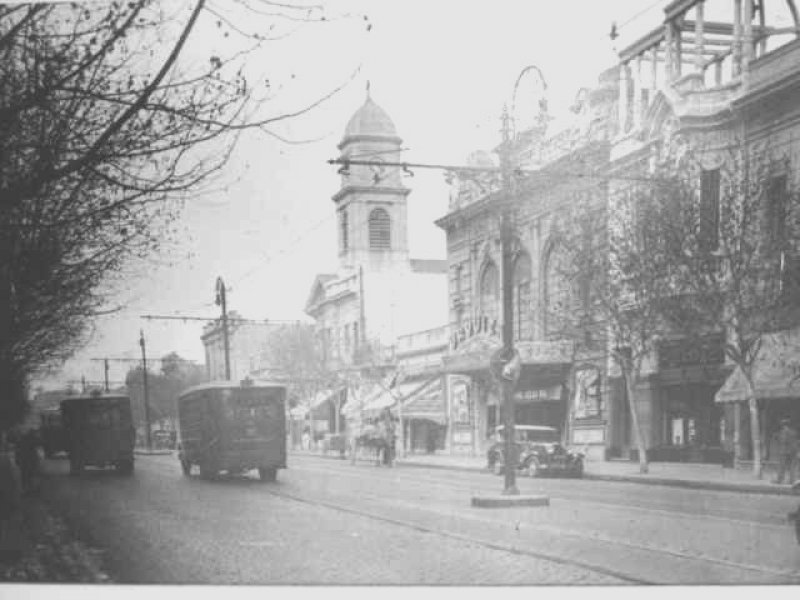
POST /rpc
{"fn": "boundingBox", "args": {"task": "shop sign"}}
[658,334,724,369]
[450,314,499,350]
[572,427,605,445]
[452,431,473,445]
[516,340,574,364]
[451,381,472,425]
[573,366,602,418]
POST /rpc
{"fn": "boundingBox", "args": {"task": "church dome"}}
[343,94,397,140]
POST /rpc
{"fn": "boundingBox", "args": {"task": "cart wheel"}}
[258,467,277,482]
[180,459,192,476]
[526,459,540,478]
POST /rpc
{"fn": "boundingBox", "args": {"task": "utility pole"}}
[215,276,231,381]
[139,329,152,451]
[104,358,110,392]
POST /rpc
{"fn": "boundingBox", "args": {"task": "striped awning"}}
[399,377,446,424]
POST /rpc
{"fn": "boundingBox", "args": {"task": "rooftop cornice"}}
[332,185,411,204]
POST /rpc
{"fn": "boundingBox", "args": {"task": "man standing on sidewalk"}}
[0,431,23,562]
[772,418,798,484]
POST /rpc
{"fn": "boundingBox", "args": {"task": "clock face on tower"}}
[369,158,386,185]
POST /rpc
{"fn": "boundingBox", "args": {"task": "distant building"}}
[201,312,301,382]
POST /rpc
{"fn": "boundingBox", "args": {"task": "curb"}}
[582,473,797,497]
[289,451,798,496]
[133,449,173,456]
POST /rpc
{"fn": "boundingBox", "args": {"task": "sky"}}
[44,0,667,390]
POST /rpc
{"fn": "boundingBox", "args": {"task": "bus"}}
[40,408,68,458]
[176,380,287,482]
[61,393,135,475]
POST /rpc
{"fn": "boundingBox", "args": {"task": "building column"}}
[665,20,674,81]
[742,0,754,85]
[695,0,705,74]
[632,55,643,130]
[651,46,659,93]
[733,0,743,76]
[618,61,629,134]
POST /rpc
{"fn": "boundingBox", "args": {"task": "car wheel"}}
[180,459,192,476]
[69,456,83,476]
[526,459,540,478]
[258,467,277,482]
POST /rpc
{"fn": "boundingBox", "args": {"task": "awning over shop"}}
[715,330,800,403]
[341,383,382,418]
[309,388,344,419]
[289,406,308,419]
[399,377,446,424]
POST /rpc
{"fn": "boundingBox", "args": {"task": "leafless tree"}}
[0,1,367,428]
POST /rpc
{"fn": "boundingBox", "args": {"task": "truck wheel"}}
[117,459,134,476]
[258,467,277,482]
[180,459,192,476]
[69,456,83,476]
[199,462,216,480]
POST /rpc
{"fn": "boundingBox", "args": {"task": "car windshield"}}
[497,426,559,443]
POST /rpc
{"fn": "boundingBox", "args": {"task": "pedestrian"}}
[14,428,41,495]
[0,431,23,563]
[772,418,798,484]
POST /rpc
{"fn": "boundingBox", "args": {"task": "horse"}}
[347,421,393,466]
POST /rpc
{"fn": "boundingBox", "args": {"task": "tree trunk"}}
[742,371,763,479]
[623,367,649,474]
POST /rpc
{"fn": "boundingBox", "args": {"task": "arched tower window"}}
[479,261,499,324]
[368,207,391,250]
[340,209,348,252]
[543,242,571,338]
[513,252,532,340]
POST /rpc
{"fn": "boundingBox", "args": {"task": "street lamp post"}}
[215,276,231,381]
[498,105,520,496]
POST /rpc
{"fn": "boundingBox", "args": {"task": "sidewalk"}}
[293,448,800,497]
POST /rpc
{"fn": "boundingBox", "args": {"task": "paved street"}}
[38,453,800,585]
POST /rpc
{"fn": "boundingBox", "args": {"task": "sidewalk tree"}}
[260,323,336,416]
[125,352,205,429]
[0,1,367,429]
[635,144,800,478]
[555,176,679,474]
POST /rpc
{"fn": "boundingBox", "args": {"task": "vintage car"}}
[487,425,584,478]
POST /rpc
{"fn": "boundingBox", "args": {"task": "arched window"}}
[368,208,391,250]
[513,252,532,340]
[479,261,499,324]
[543,243,571,337]
[340,209,348,252]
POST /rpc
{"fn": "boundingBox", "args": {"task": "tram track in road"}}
[260,485,648,585]
[284,456,800,583]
